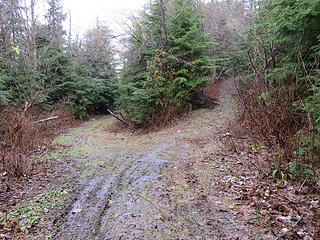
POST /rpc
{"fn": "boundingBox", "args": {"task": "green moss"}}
[192,108,206,114]
[52,136,67,145]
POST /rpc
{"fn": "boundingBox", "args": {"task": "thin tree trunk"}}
[30,0,37,70]
[159,0,169,51]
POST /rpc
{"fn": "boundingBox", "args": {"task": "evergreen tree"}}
[167,0,215,104]
[118,0,214,126]
[82,23,116,80]
[67,23,117,118]
[0,71,10,106]
[0,0,117,119]
[0,0,24,68]
[45,0,66,46]
[0,0,33,104]
[229,0,320,165]
[37,1,70,109]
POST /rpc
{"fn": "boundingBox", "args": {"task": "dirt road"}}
[16,78,265,239]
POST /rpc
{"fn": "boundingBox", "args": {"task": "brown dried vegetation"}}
[221,122,320,238]
[228,75,320,237]
[236,86,304,165]
[0,105,76,180]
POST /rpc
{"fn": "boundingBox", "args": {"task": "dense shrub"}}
[233,0,320,175]
[118,0,214,127]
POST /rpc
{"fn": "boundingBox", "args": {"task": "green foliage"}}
[0,9,116,118]
[294,130,320,161]
[251,140,265,150]
[288,160,315,182]
[69,77,116,119]
[232,0,320,173]
[119,0,214,126]
[261,0,320,160]
[0,71,11,106]
[304,75,320,129]
[200,0,249,76]
[0,185,69,235]
[267,0,320,49]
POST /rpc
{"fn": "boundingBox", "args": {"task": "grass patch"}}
[191,108,206,114]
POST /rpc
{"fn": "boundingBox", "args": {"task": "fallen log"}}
[208,99,220,105]
[32,116,59,123]
[107,109,129,125]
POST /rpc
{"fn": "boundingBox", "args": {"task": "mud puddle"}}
[46,115,195,240]
[54,142,188,240]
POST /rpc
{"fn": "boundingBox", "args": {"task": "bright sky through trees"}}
[33,0,210,37]
[62,0,148,36]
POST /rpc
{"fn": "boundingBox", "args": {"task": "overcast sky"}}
[36,0,210,38]
[61,0,148,37]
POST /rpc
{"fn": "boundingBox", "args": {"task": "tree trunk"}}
[30,0,37,70]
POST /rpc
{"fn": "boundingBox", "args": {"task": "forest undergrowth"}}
[0,105,80,213]
[224,110,320,239]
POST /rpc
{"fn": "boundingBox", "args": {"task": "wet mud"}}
[45,78,258,239]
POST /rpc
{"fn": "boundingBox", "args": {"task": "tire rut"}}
[54,143,179,240]
[49,78,253,239]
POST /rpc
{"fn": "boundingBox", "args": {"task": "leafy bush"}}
[288,160,315,182]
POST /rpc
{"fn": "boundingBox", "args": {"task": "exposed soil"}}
[1,78,292,239]
[50,77,261,240]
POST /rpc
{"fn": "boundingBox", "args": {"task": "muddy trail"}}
[5,78,269,239]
